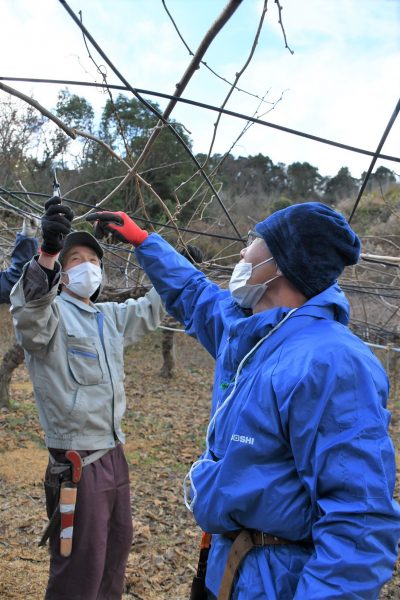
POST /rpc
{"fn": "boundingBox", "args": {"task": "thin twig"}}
[206,0,269,161]
[162,0,278,108]
[133,0,244,170]
[274,0,294,54]
[78,9,135,165]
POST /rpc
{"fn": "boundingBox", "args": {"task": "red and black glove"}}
[41,197,74,255]
[86,211,148,246]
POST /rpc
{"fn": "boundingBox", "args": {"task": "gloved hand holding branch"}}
[86,211,148,246]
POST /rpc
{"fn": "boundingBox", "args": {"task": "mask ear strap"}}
[253,256,275,271]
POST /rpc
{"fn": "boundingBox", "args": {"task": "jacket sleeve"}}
[10,258,61,353]
[0,233,38,303]
[98,287,166,346]
[287,348,400,599]
[135,233,230,358]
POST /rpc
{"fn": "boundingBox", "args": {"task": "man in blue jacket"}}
[87,203,400,600]
[0,216,38,302]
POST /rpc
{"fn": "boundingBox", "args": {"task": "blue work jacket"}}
[136,233,400,599]
[0,233,38,303]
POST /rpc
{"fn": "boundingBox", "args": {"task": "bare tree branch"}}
[78,9,135,165]
[0,81,76,139]
[274,0,294,54]
[205,0,269,160]
[132,0,244,171]
[162,0,279,108]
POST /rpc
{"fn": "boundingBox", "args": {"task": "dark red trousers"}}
[45,444,133,600]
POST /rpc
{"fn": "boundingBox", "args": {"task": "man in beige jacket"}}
[11,197,164,600]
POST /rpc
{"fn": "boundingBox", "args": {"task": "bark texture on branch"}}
[0,343,25,408]
[98,285,150,302]
[160,327,176,379]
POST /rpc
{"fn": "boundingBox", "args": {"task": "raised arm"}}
[86,211,231,357]
[0,217,39,303]
[98,287,165,346]
[10,197,74,352]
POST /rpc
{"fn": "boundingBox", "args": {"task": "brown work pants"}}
[45,444,133,600]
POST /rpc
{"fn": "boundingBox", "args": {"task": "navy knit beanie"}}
[255,202,361,298]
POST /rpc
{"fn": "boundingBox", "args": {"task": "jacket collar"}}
[221,283,350,369]
[299,282,350,325]
[59,291,98,313]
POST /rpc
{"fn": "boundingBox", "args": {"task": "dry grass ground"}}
[0,305,399,599]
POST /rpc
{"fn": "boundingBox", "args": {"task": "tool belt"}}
[218,529,312,600]
[39,448,111,549]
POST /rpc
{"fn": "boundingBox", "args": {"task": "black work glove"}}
[41,197,74,255]
[180,244,204,265]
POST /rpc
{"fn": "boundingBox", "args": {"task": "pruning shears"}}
[52,168,61,198]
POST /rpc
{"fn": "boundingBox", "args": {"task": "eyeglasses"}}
[246,230,264,247]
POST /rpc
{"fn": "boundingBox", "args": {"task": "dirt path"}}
[0,331,212,599]
[0,328,399,599]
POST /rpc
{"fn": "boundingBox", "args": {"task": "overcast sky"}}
[1,0,399,178]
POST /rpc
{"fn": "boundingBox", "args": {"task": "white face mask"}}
[229,257,280,309]
[64,262,102,299]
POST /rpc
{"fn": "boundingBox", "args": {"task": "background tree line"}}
[1,89,398,231]
[0,89,399,349]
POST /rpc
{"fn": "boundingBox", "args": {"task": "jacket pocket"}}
[67,338,103,385]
